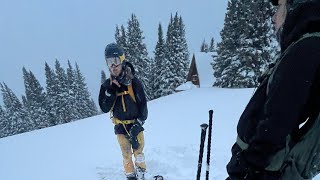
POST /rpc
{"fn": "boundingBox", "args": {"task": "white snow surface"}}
[175,81,198,91]
[1,87,319,180]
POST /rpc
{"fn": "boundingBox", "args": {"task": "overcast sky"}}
[0,0,228,105]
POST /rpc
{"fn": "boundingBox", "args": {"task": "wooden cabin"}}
[176,52,216,91]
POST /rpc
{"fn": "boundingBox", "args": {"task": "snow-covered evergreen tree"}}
[0,105,7,138]
[74,63,98,117]
[45,61,97,124]
[149,58,156,100]
[66,61,82,120]
[178,15,190,82]
[213,0,244,88]
[126,14,152,100]
[213,0,277,88]
[0,83,31,137]
[101,70,107,84]
[200,39,209,52]
[54,60,77,123]
[160,13,189,95]
[115,25,121,45]
[158,15,175,96]
[45,62,60,125]
[209,37,216,52]
[115,25,128,53]
[152,23,166,99]
[22,67,51,129]
[236,0,276,87]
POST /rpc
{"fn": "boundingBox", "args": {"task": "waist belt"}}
[112,117,135,125]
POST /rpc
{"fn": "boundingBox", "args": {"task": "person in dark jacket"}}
[99,43,148,180]
[226,0,320,179]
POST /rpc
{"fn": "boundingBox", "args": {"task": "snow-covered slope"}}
[1,87,318,180]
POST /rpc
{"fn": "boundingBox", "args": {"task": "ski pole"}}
[196,123,208,180]
[206,110,213,180]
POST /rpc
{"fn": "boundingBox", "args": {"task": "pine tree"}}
[209,37,216,52]
[158,15,176,96]
[160,13,189,95]
[235,0,276,87]
[115,25,128,52]
[54,60,76,123]
[178,15,190,81]
[101,70,107,84]
[126,14,152,100]
[152,23,166,99]
[45,62,59,125]
[66,61,81,120]
[0,83,31,136]
[22,67,51,129]
[213,0,244,88]
[149,58,156,100]
[0,105,7,138]
[213,0,277,88]
[74,63,98,117]
[200,39,209,52]
[115,25,121,44]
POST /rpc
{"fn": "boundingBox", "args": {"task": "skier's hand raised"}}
[107,79,121,94]
[101,79,121,95]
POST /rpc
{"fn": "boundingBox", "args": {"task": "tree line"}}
[0,0,280,137]
[0,12,191,138]
[0,60,98,138]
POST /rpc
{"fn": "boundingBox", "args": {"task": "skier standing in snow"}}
[226,0,320,179]
[99,43,148,180]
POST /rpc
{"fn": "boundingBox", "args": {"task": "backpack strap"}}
[116,84,136,102]
[127,84,136,102]
[115,83,136,112]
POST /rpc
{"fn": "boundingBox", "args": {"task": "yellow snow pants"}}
[117,131,146,175]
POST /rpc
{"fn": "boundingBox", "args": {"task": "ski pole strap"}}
[112,117,136,125]
[236,136,249,150]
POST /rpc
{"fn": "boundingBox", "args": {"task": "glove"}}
[101,80,119,95]
[106,82,119,95]
[129,122,144,150]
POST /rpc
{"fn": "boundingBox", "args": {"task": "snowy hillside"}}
[0,88,319,180]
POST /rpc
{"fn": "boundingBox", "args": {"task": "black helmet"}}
[104,43,125,62]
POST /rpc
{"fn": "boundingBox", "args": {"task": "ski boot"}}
[136,167,146,180]
[126,172,137,180]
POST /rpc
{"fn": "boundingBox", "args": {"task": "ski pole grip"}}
[201,123,208,130]
[209,110,213,120]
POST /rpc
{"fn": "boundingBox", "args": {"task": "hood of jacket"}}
[280,0,320,50]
